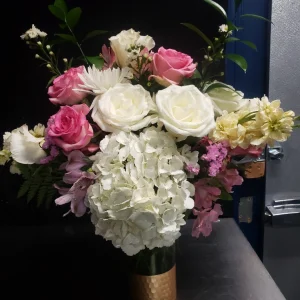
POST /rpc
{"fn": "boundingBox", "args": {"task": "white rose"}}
[92,83,158,132]
[10,125,47,164]
[156,85,215,141]
[109,29,155,68]
[206,83,247,116]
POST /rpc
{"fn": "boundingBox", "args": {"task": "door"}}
[263,1,300,299]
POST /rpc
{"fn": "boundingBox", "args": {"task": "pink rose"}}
[151,47,197,86]
[47,104,93,152]
[48,66,87,105]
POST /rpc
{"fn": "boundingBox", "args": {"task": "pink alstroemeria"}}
[228,146,263,157]
[217,168,244,193]
[59,150,88,185]
[194,179,221,209]
[192,204,223,238]
[54,172,95,217]
[101,44,116,70]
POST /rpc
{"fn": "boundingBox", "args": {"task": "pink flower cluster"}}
[201,142,228,177]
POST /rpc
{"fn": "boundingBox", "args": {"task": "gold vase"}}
[131,264,177,300]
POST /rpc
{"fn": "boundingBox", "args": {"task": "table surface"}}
[0,218,285,300]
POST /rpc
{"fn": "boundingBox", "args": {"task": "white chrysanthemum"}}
[78,66,132,96]
[87,127,198,256]
[20,24,47,40]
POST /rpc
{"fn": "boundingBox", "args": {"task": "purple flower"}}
[201,142,228,177]
[185,164,200,175]
[54,172,95,217]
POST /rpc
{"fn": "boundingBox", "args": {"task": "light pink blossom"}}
[217,168,243,193]
[194,179,221,209]
[150,47,197,86]
[54,172,95,217]
[101,44,116,70]
[48,66,87,105]
[192,204,223,238]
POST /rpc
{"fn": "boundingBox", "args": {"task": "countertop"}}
[0,218,285,300]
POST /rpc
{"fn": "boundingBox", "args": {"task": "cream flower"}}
[212,111,249,149]
[0,150,10,165]
[206,83,247,116]
[10,124,47,164]
[20,24,47,40]
[219,24,229,32]
[156,85,215,141]
[109,29,155,68]
[29,123,45,138]
[91,83,158,132]
[251,96,295,146]
[87,127,197,256]
[78,66,132,96]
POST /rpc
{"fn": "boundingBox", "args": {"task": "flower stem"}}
[66,23,89,66]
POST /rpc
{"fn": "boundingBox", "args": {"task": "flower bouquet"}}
[1,0,299,299]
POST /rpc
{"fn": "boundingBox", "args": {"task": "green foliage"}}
[66,7,82,29]
[46,75,57,88]
[241,14,273,24]
[225,53,248,73]
[54,0,67,13]
[83,30,108,42]
[219,189,233,201]
[16,163,64,209]
[181,23,214,50]
[226,37,257,51]
[86,56,104,69]
[204,0,227,18]
[48,5,65,21]
[203,81,236,93]
[55,33,76,43]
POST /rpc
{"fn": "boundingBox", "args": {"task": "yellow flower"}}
[212,111,249,148]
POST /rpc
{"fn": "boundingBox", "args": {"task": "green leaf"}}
[235,0,243,10]
[294,116,300,121]
[54,0,68,13]
[46,75,57,88]
[55,33,76,43]
[17,180,31,198]
[220,189,233,201]
[240,40,257,51]
[16,163,30,179]
[82,30,108,42]
[226,37,240,43]
[86,56,104,69]
[181,23,214,50]
[59,23,67,29]
[227,20,243,32]
[204,0,227,18]
[66,7,82,29]
[68,57,74,69]
[192,69,201,79]
[241,14,273,24]
[48,5,65,21]
[204,81,236,93]
[225,53,248,73]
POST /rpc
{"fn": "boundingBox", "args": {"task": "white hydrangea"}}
[87,127,198,256]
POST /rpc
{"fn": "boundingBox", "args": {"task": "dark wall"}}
[0,0,227,225]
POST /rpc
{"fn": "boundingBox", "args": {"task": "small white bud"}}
[208,46,211,50]
[37,41,42,46]
[49,51,54,56]
[46,45,51,50]
[63,58,68,63]
[204,55,209,60]
[35,54,40,59]
[46,64,51,69]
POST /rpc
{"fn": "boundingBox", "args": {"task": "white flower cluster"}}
[87,127,199,256]
[20,24,47,40]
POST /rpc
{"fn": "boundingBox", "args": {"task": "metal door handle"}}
[267,144,284,160]
[266,197,300,226]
